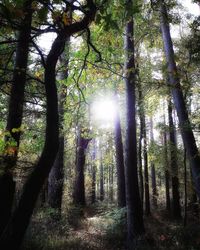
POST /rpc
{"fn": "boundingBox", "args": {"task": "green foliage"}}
[102,207,127,245]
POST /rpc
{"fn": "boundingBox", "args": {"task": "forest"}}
[0,0,200,249]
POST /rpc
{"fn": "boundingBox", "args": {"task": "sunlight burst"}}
[91,98,117,125]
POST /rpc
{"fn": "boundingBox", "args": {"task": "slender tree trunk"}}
[143,122,150,215]
[109,164,114,202]
[138,125,144,211]
[163,112,171,212]
[160,0,200,199]
[151,164,157,208]
[113,93,126,207]
[99,150,104,201]
[48,40,70,211]
[168,98,181,219]
[73,129,91,205]
[150,118,157,208]
[91,140,96,204]
[138,83,151,216]
[124,1,145,246]
[91,165,96,204]
[0,0,33,235]
[184,148,187,226]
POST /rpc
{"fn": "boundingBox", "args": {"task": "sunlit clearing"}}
[91,98,117,127]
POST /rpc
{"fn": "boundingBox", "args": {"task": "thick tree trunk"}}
[0,2,96,247]
[0,34,64,249]
[48,136,64,210]
[124,1,145,246]
[113,93,126,207]
[0,0,33,235]
[168,98,181,219]
[73,129,90,205]
[160,0,200,199]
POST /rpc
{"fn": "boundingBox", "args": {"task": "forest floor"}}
[22,203,200,250]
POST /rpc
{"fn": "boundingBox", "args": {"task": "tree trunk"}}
[0,0,33,235]
[99,150,104,201]
[91,165,96,204]
[143,121,150,215]
[48,136,64,210]
[163,112,171,212]
[0,1,97,245]
[150,118,157,208]
[168,98,181,219]
[73,129,91,206]
[124,1,145,246]
[138,125,144,211]
[113,93,126,207]
[0,33,64,249]
[138,82,150,215]
[48,40,70,211]
[91,140,97,204]
[109,164,114,202]
[151,164,157,208]
[160,0,200,199]
[184,148,187,226]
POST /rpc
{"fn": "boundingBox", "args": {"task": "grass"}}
[22,203,200,250]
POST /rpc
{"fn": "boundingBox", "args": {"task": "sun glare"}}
[91,98,117,126]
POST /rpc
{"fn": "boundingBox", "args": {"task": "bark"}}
[150,118,157,208]
[48,136,64,209]
[184,148,187,226]
[124,1,145,246]
[163,113,171,212]
[109,164,114,202]
[143,120,150,216]
[151,164,157,208]
[91,140,97,204]
[138,125,144,211]
[99,150,104,201]
[168,98,181,219]
[138,83,150,215]
[0,1,96,247]
[48,40,70,210]
[0,34,63,249]
[73,129,91,205]
[0,0,33,235]
[91,165,96,204]
[160,0,200,199]
[113,93,126,207]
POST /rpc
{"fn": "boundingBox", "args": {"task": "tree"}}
[113,92,126,207]
[124,0,145,246]
[0,0,33,235]
[168,97,181,219]
[48,39,70,211]
[138,81,150,215]
[0,1,97,248]
[73,128,91,205]
[159,0,200,199]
